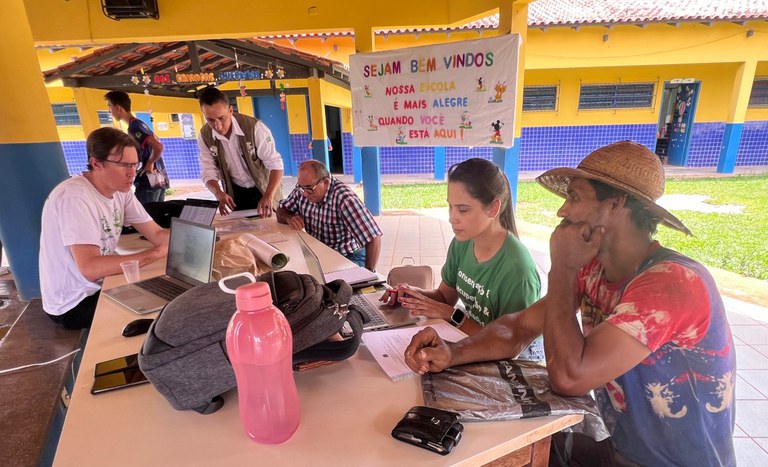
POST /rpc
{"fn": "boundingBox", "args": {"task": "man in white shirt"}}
[197,87,284,217]
[40,128,169,329]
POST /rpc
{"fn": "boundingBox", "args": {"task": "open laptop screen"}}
[179,198,219,225]
[166,218,216,286]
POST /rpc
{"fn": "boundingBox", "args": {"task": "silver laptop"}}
[349,292,419,332]
[297,234,417,331]
[104,217,217,314]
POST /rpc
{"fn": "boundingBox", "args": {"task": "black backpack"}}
[138,271,363,414]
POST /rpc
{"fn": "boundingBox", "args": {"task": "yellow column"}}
[491,1,529,206]
[0,0,69,299]
[307,76,330,166]
[73,88,105,136]
[717,59,758,173]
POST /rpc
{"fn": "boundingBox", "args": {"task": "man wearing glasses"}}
[39,128,169,329]
[197,87,284,218]
[277,160,382,271]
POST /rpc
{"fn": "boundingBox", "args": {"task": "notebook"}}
[297,234,416,332]
[179,198,219,225]
[104,217,217,314]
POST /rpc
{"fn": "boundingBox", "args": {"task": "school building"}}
[40,0,768,184]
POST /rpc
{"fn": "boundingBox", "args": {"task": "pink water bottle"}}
[225,281,300,444]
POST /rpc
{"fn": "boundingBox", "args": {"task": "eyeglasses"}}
[103,160,141,171]
[295,178,327,195]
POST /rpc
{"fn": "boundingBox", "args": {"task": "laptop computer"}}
[104,217,217,314]
[297,234,417,332]
[179,198,219,225]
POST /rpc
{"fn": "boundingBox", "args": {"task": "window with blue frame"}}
[523,85,558,111]
[52,103,81,126]
[748,79,768,107]
[579,83,655,110]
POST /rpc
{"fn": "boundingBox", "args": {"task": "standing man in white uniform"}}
[197,87,284,217]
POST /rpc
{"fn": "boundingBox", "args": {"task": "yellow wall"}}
[25,0,502,45]
[287,94,309,134]
[748,62,768,122]
[31,3,768,138]
[47,87,203,141]
[519,21,768,127]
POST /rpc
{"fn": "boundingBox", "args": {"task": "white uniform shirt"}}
[197,116,284,188]
[39,176,151,315]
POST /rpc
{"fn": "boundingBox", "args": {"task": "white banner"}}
[350,35,520,148]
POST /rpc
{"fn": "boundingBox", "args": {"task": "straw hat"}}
[536,140,691,235]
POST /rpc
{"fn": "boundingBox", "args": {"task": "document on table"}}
[361,322,467,381]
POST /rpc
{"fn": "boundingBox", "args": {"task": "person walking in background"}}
[40,128,169,329]
[197,86,284,218]
[382,158,542,353]
[276,160,382,272]
[405,141,735,466]
[105,90,169,204]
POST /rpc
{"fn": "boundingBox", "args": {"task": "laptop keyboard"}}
[136,277,189,301]
[349,294,386,328]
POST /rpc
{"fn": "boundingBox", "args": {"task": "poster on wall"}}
[180,113,196,139]
[349,34,520,148]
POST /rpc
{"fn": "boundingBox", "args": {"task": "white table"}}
[53,218,581,466]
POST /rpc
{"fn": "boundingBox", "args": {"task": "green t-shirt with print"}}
[442,232,540,326]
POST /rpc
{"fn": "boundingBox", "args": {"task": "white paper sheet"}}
[361,322,466,381]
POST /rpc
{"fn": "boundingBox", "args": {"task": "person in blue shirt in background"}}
[105,90,169,204]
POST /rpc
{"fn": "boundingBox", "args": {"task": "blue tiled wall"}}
[519,124,657,170]
[349,124,657,174]
[686,122,725,167]
[342,132,354,175]
[61,137,201,180]
[61,140,87,174]
[737,120,768,166]
[161,138,202,179]
[59,122,768,179]
[289,133,312,168]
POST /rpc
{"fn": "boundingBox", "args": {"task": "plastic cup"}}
[119,260,140,283]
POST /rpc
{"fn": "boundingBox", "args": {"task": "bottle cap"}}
[235,281,273,312]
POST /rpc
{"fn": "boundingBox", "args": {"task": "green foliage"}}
[381,176,768,280]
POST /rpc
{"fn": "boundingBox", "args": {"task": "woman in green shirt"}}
[381,158,543,359]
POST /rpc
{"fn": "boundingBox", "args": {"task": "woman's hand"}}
[398,287,453,321]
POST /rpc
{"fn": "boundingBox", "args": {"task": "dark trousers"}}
[230,183,263,211]
[47,291,101,330]
[549,431,620,467]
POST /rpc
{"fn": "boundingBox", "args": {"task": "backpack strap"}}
[292,308,364,367]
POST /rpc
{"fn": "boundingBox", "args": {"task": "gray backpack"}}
[138,271,363,414]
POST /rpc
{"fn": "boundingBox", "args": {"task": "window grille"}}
[748,79,768,107]
[579,83,655,110]
[523,85,558,111]
[97,110,113,125]
[52,103,81,126]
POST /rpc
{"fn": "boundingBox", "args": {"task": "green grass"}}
[381,176,768,280]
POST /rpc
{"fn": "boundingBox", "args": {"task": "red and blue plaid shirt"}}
[278,177,382,255]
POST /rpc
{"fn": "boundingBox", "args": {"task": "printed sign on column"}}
[350,35,520,148]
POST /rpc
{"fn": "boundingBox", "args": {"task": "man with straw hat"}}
[404,141,735,466]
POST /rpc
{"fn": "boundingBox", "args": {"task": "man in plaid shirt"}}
[277,160,382,271]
